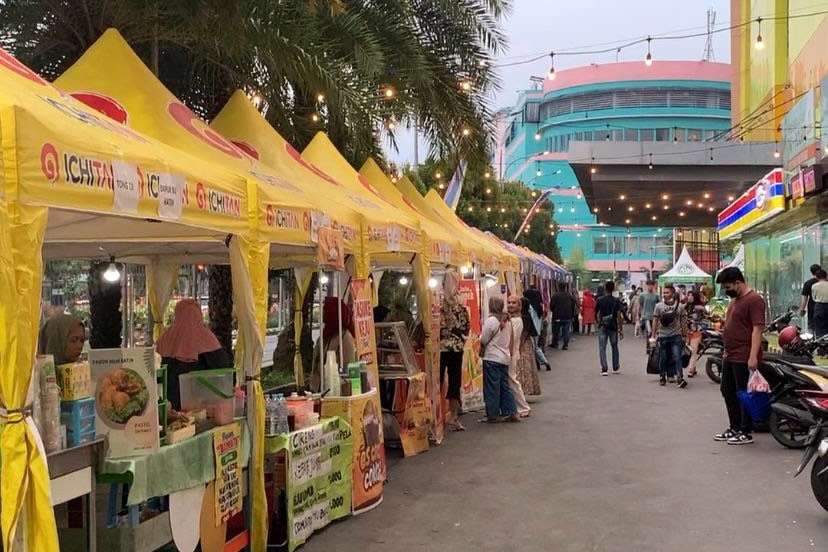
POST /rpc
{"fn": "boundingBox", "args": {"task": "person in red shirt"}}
[713,267,765,445]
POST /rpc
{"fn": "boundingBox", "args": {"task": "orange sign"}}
[316,226,345,270]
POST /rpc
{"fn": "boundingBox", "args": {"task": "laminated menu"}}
[89,348,159,458]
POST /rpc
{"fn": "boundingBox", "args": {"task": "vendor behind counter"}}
[156,299,232,409]
[39,313,86,364]
[310,297,357,391]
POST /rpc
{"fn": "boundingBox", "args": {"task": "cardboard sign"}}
[460,339,485,412]
[213,422,243,525]
[112,160,139,214]
[89,348,159,458]
[316,227,345,271]
[158,172,184,220]
[321,391,386,514]
[351,279,377,386]
[399,373,431,457]
[457,279,482,335]
[283,417,353,551]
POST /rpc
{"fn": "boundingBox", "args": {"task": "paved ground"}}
[302,329,828,552]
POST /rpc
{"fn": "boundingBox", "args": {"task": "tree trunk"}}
[208,265,234,359]
[87,262,123,348]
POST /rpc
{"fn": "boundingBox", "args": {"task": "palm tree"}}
[0,0,510,166]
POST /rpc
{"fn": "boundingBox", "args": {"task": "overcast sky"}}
[385,0,732,164]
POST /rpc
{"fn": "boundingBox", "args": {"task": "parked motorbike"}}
[793,385,828,512]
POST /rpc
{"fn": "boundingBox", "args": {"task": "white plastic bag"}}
[747,369,770,393]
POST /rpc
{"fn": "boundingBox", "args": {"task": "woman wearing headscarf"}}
[480,296,518,423]
[516,296,542,397]
[581,289,597,335]
[39,313,87,365]
[156,299,233,409]
[506,296,532,417]
[313,297,357,391]
[440,270,470,431]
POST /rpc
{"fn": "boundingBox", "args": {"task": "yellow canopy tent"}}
[302,132,421,273]
[358,159,467,268]
[210,90,364,261]
[0,46,261,551]
[52,29,294,550]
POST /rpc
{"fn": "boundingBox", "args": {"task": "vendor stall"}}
[658,246,713,285]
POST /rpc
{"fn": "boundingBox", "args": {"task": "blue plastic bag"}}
[737,390,772,423]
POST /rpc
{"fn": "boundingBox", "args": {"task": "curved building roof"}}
[543,60,730,93]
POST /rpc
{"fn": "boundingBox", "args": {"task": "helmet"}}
[778,325,801,350]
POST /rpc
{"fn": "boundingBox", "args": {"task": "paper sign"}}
[213,422,243,525]
[158,173,184,220]
[351,279,377,381]
[399,373,431,457]
[112,160,139,214]
[386,226,401,252]
[89,348,159,458]
[317,227,345,270]
[310,212,331,243]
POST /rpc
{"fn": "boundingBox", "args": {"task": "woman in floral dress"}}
[440,270,470,430]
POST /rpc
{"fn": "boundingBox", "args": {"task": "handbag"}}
[646,345,661,375]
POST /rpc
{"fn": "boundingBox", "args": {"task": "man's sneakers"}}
[727,432,754,445]
[659,378,667,386]
[714,429,754,445]
[601,371,609,377]
[714,428,736,441]
[677,379,688,389]
[612,368,621,375]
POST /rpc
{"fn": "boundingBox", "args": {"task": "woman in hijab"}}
[440,270,470,431]
[313,297,357,391]
[581,289,597,335]
[480,296,518,423]
[39,313,86,365]
[506,295,532,417]
[156,299,232,409]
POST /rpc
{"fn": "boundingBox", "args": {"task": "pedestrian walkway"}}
[302,330,828,552]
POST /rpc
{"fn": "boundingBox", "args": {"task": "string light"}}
[619,194,626,200]
[484,171,491,178]
[651,215,657,221]
[678,211,686,217]
[662,205,669,210]
[648,153,653,170]
[500,207,506,213]
[467,206,473,212]
[727,195,735,201]
[534,131,542,141]
[627,205,634,212]
[703,192,711,199]
[384,86,396,98]
[547,52,556,80]
[754,18,765,50]
[661,193,669,200]
[625,218,631,224]
[462,128,471,137]
[461,81,472,91]
[486,206,492,212]
[485,187,492,194]
[645,36,653,66]
[438,183,445,190]
[645,203,652,209]
[536,169,543,177]
[435,171,442,178]
[311,113,320,122]
[316,93,325,102]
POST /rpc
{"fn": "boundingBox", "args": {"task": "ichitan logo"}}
[0,48,47,85]
[40,143,59,183]
[69,92,128,124]
[231,140,259,160]
[167,100,243,158]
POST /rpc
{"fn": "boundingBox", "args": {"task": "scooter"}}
[793,385,828,512]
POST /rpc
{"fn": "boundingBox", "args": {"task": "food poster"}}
[321,390,385,514]
[399,373,431,457]
[283,416,353,551]
[89,347,159,458]
[316,226,345,271]
[457,279,482,335]
[351,278,378,390]
[457,280,484,411]
[213,422,243,525]
[428,288,445,444]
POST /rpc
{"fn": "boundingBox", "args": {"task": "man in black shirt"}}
[550,285,575,350]
[801,264,822,330]
[596,281,623,375]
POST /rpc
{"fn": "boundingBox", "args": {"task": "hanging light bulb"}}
[102,257,121,283]
[648,153,653,170]
[727,195,735,202]
[645,203,652,209]
[645,36,653,66]
[461,81,472,92]
[398,275,409,286]
[531,191,537,197]
[590,166,597,174]
[500,207,506,213]
[427,276,439,289]
[316,93,325,103]
[534,131,542,141]
[486,206,492,212]
[619,194,626,200]
[703,192,711,199]
[569,207,575,213]
[460,264,471,275]
[438,183,445,190]
[484,171,491,178]
[319,273,330,285]
[485,187,492,194]
[651,215,657,221]
[384,86,396,98]
[536,169,543,177]
[311,113,320,122]
[462,128,471,137]
[435,171,442,179]
[547,52,556,80]
[754,18,765,50]
[467,205,474,212]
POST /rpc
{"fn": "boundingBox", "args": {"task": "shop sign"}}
[316,227,345,271]
[399,373,431,457]
[212,422,243,524]
[783,89,817,170]
[791,170,804,200]
[282,417,353,551]
[351,279,377,376]
[717,168,786,240]
[457,280,484,412]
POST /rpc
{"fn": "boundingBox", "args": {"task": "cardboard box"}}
[57,362,92,401]
[60,398,96,437]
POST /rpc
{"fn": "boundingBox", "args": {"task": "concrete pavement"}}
[301,330,828,551]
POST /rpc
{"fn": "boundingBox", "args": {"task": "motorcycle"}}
[793,385,828,512]
[762,333,828,449]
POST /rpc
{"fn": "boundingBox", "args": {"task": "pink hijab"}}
[156,299,222,362]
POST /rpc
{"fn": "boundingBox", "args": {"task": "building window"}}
[640,129,654,141]
[624,129,638,141]
[593,236,608,254]
[655,128,670,141]
[686,129,702,142]
[672,128,685,142]
[524,102,540,123]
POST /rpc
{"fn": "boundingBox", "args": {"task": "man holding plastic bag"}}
[713,268,766,446]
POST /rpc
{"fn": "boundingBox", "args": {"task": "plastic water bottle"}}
[275,395,290,434]
[265,395,277,436]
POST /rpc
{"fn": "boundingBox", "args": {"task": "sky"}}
[384,0,732,164]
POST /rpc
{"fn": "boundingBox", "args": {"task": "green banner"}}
[267,416,354,551]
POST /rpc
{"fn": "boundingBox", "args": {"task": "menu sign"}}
[213,422,243,525]
[316,227,345,270]
[351,279,377,383]
[89,348,159,458]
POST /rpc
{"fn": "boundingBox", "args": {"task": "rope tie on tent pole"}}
[244,375,260,382]
[0,404,33,424]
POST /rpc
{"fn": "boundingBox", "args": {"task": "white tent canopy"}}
[719,243,745,273]
[658,246,712,284]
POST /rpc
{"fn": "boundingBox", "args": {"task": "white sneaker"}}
[601,371,609,376]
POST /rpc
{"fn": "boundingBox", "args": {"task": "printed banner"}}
[269,417,353,552]
[213,422,243,525]
[321,390,386,514]
[428,288,445,444]
[351,279,378,388]
[316,227,345,271]
[112,160,139,214]
[399,373,431,457]
[456,280,484,411]
[457,279,481,335]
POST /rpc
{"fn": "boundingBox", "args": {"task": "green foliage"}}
[0,0,511,167]
[567,247,589,289]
